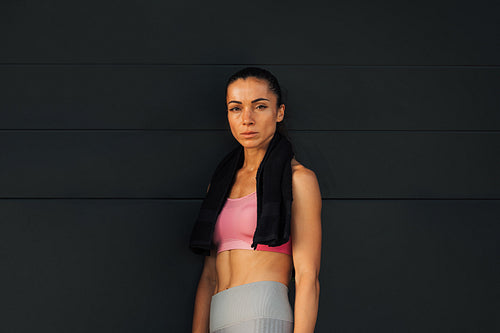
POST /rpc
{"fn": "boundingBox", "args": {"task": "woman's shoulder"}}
[291,158,319,191]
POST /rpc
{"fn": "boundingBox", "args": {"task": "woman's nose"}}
[242,109,254,125]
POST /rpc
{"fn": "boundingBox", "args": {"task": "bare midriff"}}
[213,249,293,295]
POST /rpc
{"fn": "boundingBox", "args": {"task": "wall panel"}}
[1,199,497,332]
[1,66,499,130]
[1,131,498,199]
[1,0,498,65]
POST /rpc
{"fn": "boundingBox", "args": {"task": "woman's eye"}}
[256,105,267,110]
[229,107,240,112]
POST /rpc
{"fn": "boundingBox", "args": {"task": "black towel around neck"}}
[189,131,294,256]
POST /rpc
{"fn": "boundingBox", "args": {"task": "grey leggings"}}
[209,280,294,333]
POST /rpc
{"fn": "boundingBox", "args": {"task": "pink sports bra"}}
[213,190,292,255]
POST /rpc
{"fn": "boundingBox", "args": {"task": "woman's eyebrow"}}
[252,98,270,103]
[227,97,269,104]
[227,98,270,105]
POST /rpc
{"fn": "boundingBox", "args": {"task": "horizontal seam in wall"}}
[0,197,499,201]
[0,129,499,133]
[0,63,499,69]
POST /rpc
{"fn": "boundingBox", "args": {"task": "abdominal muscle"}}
[214,249,293,295]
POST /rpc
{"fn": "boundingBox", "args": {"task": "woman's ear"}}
[277,104,285,122]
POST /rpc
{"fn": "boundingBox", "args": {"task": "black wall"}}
[1,0,499,332]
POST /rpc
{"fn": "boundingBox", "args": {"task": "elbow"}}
[295,271,320,293]
[201,272,217,288]
[295,268,319,284]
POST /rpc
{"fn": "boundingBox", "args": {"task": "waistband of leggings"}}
[212,280,288,298]
[209,280,293,331]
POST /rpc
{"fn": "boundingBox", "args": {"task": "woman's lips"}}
[241,132,257,138]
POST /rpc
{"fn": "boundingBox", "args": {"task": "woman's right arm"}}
[192,250,217,333]
[192,182,216,333]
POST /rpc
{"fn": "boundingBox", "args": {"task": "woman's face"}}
[226,77,284,149]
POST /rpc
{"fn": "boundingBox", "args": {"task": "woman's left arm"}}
[291,167,322,333]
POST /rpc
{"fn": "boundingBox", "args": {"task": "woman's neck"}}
[242,147,266,172]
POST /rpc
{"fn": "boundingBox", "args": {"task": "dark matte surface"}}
[1,200,498,332]
[1,0,499,65]
[1,0,498,332]
[0,199,200,332]
[1,66,499,130]
[1,131,499,199]
[319,199,499,332]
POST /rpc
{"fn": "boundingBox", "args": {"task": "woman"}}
[190,67,322,333]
